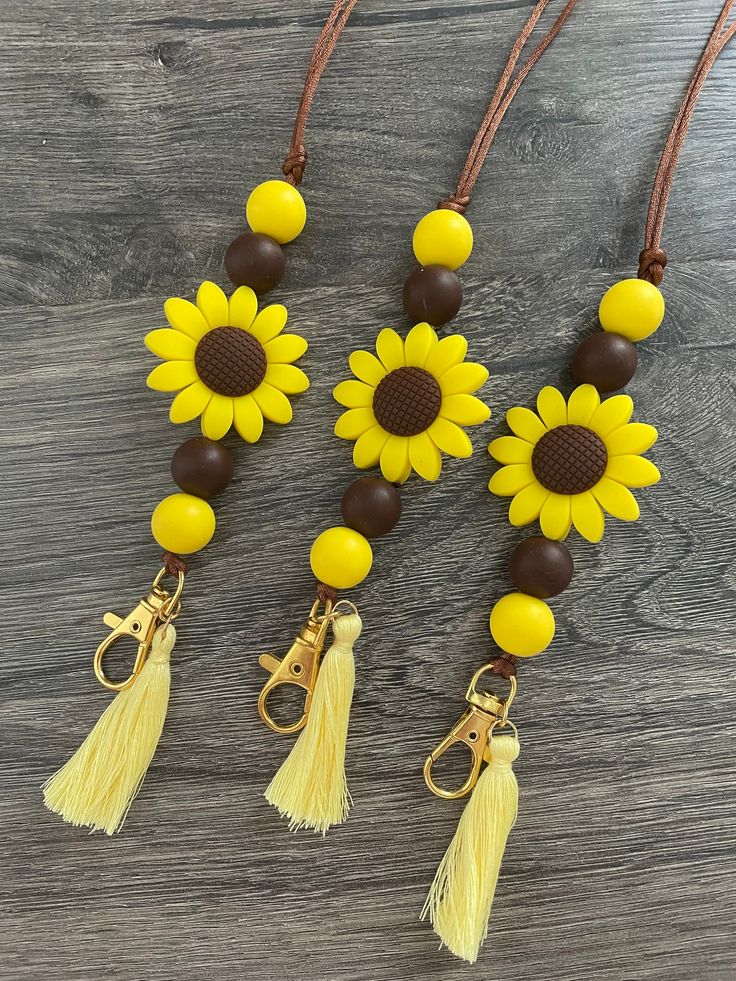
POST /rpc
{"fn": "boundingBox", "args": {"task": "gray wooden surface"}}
[2,1,735,978]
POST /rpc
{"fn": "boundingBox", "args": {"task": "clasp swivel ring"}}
[93,566,184,692]
[257,598,332,734]
[423,665,517,799]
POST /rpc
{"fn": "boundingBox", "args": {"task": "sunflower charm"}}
[488,384,660,543]
[333,322,490,482]
[145,281,309,442]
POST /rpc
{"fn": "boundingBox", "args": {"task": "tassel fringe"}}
[265,612,362,834]
[43,625,175,835]
[422,733,520,964]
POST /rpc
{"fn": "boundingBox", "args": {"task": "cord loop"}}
[440,0,581,212]
[281,0,358,185]
[638,1,735,284]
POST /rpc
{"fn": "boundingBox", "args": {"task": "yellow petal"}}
[605,455,660,487]
[395,461,412,485]
[425,335,468,377]
[334,380,374,408]
[334,407,376,440]
[488,436,533,465]
[409,431,442,481]
[404,322,437,368]
[233,394,264,443]
[169,381,212,423]
[146,360,197,392]
[380,434,410,482]
[265,363,310,394]
[265,334,307,364]
[250,304,288,343]
[570,491,605,543]
[349,350,386,387]
[353,424,390,468]
[200,394,234,440]
[508,482,549,526]
[164,297,209,340]
[427,417,472,458]
[441,394,491,426]
[229,286,258,331]
[375,328,405,371]
[506,406,546,444]
[439,362,489,396]
[253,383,293,424]
[605,423,658,456]
[536,386,567,429]
[540,493,572,540]
[589,394,634,437]
[145,329,196,361]
[488,464,535,496]
[196,281,229,328]
[567,384,600,426]
[591,476,640,521]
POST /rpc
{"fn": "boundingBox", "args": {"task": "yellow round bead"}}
[310,526,373,590]
[412,209,473,270]
[489,592,555,657]
[246,179,307,244]
[598,278,665,342]
[151,493,216,554]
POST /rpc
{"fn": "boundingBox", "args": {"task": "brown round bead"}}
[509,537,574,598]
[373,367,442,436]
[194,326,267,397]
[225,232,285,294]
[403,265,463,327]
[571,331,638,393]
[171,437,234,499]
[341,477,401,538]
[532,424,607,495]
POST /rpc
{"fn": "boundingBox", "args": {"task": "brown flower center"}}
[194,326,267,397]
[372,367,442,436]
[532,424,608,495]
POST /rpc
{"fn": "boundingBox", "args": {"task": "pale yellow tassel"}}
[43,625,175,835]
[265,612,362,833]
[422,733,520,964]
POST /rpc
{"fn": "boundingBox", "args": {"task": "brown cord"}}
[282,0,359,185]
[639,0,736,285]
[316,581,338,606]
[162,551,187,577]
[439,0,581,213]
[490,655,518,680]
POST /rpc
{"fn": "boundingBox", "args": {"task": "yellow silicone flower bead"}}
[151,493,216,554]
[246,180,306,244]
[599,278,664,342]
[310,526,373,590]
[489,592,555,657]
[412,209,473,270]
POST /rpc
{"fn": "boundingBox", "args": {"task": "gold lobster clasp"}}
[257,598,332,734]
[93,567,184,692]
[423,664,517,799]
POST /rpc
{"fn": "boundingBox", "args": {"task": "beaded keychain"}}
[260,0,581,834]
[421,0,736,963]
[42,0,360,835]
